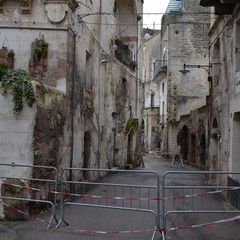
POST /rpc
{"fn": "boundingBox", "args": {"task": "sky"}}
[143,0,171,29]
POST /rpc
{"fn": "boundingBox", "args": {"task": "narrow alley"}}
[0,154,239,240]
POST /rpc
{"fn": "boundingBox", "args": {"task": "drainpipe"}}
[112,113,118,167]
[136,15,142,118]
[68,27,76,180]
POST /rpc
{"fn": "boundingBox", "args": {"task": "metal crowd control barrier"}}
[0,162,58,228]
[57,168,161,240]
[162,171,240,238]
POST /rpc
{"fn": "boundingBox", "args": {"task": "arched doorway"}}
[83,131,91,179]
[210,117,219,171]
[177,125,189,161]
[199,133,206,166]
[190,133,196,163]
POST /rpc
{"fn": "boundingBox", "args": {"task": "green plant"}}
[1,69,36,114]
[130,61,138,70]
[1,178,29,220]
[125,117,138,134]
[161,65,167,70]
[41,41,49,48]
[0,63,8,80]
[34,47,42,56]
[2,178,25,195]
[8,50,15,58]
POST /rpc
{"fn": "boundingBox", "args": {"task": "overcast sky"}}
[143,0,170,29]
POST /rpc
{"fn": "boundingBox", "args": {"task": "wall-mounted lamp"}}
[179,63,212,82]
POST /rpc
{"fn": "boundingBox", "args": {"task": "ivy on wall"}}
[1,69,36,114]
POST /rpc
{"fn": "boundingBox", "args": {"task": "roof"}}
[165,0,182,13]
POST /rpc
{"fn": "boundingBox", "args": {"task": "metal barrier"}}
[57,168,161,239]
[1,164,240,237]
[162,171,240,238]
[0,162,58,228]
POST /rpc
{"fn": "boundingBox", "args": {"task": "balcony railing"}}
[153,60,168,79]
[114,38,136,71]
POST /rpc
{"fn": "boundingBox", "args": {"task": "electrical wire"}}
[77,0,91,10]
[79,11,216,19]
[77,15,142,85]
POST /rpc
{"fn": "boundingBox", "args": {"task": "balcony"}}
[200,0,236,15]
[114,38,136,71]
[153,60,168,79]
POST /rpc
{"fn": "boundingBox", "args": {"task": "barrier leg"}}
[161,230,166,240]
[170,155,175,168]
[180,155,184,168]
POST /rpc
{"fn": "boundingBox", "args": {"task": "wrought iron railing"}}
[114,38,136,70]
[153,60,168,79]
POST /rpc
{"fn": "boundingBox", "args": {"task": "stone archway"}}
[190,133,196,163]
[199,133,206,166]
[177,125,189,161]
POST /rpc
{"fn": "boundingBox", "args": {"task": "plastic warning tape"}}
[0,180,163,200]
[0,199,240,235]
[0,199,54,227]
[0,200,240,234]
[1,180,240,202]
[168,215,240,231]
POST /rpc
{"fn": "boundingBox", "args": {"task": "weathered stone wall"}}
[0,0,143,186]
[178,106,208,168]
[161,0,210,152]
[207,6,240,175]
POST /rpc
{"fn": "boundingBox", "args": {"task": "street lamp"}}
[179,63,212,82]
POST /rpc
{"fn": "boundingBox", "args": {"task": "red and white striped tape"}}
[1,179,240,202]
[0,199,240,235]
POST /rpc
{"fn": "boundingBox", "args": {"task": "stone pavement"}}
[0,154,240,240]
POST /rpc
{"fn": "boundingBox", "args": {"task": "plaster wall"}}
[0,93,36,176]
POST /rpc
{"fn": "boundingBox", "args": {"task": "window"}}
[85,51,92,90]
[153,61,156,70]
[213,39,220,86]
[151,91,155,109]
[162,82,165,93]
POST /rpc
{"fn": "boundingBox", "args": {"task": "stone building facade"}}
[160,0,210,165]
[0,0,143,210]
[199,1,240,188]
[142,31,162,151]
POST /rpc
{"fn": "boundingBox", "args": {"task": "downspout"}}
[166,23,170,152]
[68,27,76,179]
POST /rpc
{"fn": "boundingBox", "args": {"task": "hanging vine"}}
[1,69,36,114]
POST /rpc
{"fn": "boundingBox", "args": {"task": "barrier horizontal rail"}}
[1,199,240,238]
[0,162,58,228]
[58,167,161,240]
[2,179,240,201]
[1,165,240,237]
[162,170,240,237]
